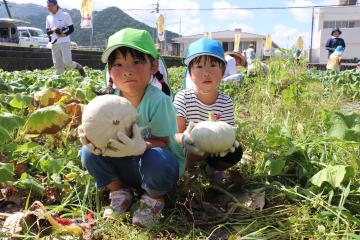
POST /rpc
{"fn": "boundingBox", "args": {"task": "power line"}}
[117,3,360,11]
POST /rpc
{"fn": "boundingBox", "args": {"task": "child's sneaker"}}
[103,189,133,218]
[132,194,164,227]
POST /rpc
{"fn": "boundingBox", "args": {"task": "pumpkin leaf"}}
[310,165,354,188]
[265,125,292,148]
[0,163,15,182]
[0,113,26,132]
[325,111,360,142]
[0,126,11,144]
[33,88,70,107]
[38,154,62,174]
[9,93,33,109]
[16,172,44,195]
[23,105,71,135]
[14,142,40,153]
[263,154,286,176]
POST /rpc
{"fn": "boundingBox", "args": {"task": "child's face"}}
[109,51,159,97]
[190,57,224,92]
[332,31,340,37]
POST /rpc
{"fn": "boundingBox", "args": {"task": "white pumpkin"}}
[81,95,138,152]
[190,113,236,153]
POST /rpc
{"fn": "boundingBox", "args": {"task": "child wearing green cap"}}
[173,38,243,183]
[79,28,182,227]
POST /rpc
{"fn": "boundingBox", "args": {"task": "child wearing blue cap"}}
[173,38,243,182]
[292,48,303,64]
[327,45,344,72]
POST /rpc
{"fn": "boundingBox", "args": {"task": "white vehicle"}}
[17,26,49,48]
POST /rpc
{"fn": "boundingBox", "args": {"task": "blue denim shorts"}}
[80,146,179,196]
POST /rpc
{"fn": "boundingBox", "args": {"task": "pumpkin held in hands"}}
[190,113,236,153]
[80,95,138,152]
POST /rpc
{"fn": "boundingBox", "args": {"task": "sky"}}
[6,0,341,48]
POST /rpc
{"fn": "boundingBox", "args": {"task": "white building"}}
[171,28,279,58]
[311,3,360,63]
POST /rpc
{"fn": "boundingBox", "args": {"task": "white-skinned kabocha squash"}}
[190,112,236,153]
[80,95,138,152]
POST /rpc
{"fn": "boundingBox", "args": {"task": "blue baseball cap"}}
[184,38,225,66]
[47,0,58,5]
[335,45,344,52]
[293,48,301,54]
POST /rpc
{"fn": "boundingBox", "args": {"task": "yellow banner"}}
[204,32,212,39]
[234,34,241,52]
[80,0,93,28]
[264,34,272,56]
[296,36,304,51]
[157,14,165,42]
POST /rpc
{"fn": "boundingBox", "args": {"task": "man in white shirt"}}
[245,44,256,65]
[46,0,85,76]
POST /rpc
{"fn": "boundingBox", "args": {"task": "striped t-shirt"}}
[174,88,234,127]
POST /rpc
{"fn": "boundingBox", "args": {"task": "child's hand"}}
[211,140,240,157]
[181,122,205,156]
[78,126,102,155]
[102,124,146,158]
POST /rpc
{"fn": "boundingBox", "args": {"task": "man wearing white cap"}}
[46,0,85,76]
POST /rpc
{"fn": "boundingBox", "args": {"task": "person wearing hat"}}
[184,46,246,87]
[326,45,345,72]
[325,28,346,57]
[292,48,303,64]
[79,28,180,227]
[245,43,256,65]
[45,0,85,76]
[173,38,243,184]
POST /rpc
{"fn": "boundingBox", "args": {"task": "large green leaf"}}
[14,142,40,153]
[310,165,354,188]
[16,172,45,195]
[265,125,292,148]
[9,93,33,109]
[0,126,11,144]
[0,163,15,182]
[0,113,25,132]
[263,154,286,176]
[325,111,360,142]
[23,105,71,134]
[38,154,62,174]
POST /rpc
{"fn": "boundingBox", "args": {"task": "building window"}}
[323,20,360,29]
[222,41,235,52]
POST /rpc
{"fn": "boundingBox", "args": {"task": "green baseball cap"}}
[101,28,159,63]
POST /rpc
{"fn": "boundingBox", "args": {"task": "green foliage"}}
[0,60,359,238]
[23,105,71,134]
[325,111,360,142]
[0,162,15,182]
[16,172,45,195]
[310,165,354,188]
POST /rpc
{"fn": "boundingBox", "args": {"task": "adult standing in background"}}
[46,0,85,77]
[325,28,345,58]
[245,43,256,65]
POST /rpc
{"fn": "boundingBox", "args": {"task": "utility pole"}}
[153,1,160,47]
[309,7,315,63]
[3,0,12,18]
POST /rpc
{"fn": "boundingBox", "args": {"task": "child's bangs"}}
[191,55,224,66]
[108,47,154,66]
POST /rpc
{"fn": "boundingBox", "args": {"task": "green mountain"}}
[1,2,179,48]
